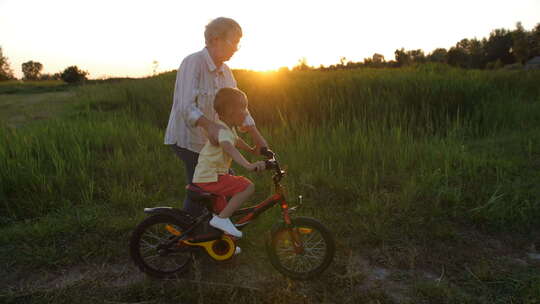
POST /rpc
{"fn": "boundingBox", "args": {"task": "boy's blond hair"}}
[214,87,247,117]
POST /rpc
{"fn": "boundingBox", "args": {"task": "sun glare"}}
[1,0,539,78]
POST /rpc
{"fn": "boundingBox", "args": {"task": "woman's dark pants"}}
[170,145,204,217]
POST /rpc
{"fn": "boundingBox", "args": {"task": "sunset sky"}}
[1,0,539,79]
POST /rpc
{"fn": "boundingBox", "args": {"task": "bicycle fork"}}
[280,198,304,254]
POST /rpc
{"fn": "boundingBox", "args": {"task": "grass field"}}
[1,66,540,303]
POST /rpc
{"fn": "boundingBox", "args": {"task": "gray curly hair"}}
[204,17,242,45]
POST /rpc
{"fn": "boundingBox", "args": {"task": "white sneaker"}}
[210,215,243,238]
[234,246,241,255]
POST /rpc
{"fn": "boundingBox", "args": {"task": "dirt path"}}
[2,235,539,303]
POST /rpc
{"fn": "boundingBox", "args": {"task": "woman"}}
[164,17,268,217]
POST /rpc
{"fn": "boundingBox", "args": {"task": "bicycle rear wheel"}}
[266,216,335,280]
[130,214,193,278]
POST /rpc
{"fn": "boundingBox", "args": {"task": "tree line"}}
[2,21,539,81]
[0,47,88,83]
[294,21,540,71]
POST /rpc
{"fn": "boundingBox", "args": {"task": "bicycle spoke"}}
[141,239,156,249]
[145,254,161,260]
[273,224,330,275]
[145,230,166,242]
[135,219,192,274]
[304,237,324,249]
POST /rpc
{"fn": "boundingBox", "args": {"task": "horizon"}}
[1,0,539,79]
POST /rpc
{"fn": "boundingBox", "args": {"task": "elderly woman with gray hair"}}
[165,17,269,219]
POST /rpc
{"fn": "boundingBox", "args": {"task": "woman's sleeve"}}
[243,110,256,127]
[174,57,203,127]
[226,66,255,127]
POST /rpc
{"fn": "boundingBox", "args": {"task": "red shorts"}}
[194,174,252,213]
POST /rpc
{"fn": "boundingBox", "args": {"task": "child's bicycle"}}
[129,148,335,280]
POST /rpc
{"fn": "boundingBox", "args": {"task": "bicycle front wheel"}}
[266,216,335,280]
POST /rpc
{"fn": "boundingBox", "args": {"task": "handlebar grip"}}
[264,160,277,170]
[260,147,275,159]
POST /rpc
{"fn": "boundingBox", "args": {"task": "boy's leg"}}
[219,183,254,218]
[170,145,204,217]
[210,184,253,238]
[196,175,253,238]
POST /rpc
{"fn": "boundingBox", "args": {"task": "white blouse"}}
[164,48,255,153]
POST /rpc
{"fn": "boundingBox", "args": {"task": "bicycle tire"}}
[266,216,335,280]
[129,214,194,278]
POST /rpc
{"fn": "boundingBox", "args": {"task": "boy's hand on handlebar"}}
[248,161,266,172]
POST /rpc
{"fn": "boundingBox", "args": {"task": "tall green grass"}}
[1,66,539,239]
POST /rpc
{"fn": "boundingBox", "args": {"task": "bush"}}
[61,66,88,83]
[40,73,62,81]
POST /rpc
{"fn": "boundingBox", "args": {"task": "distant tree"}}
[0,47,15,81]
[61,66,88,83]
[468,38,485,68]
[484,28,514,65]
[22,61,43,80]
[452,38,485,68]
[332,56,349,69]
[407,49,426,64]
[394,48,411,66]
[428,48,448,63]
[442,38,482,68]
[39,72,62,81]
[292,57,310,71]
[395,48,426,66]
[532,23,540,57]
[346,61,362,69]
[511,22,532,64]
[446,46,469,68]
[363,57,373,66]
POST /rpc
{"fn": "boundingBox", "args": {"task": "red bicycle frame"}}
[232,177,303,253]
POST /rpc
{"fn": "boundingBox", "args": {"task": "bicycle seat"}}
[186,184,215,202]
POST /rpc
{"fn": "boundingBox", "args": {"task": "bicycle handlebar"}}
[264,159,278,170]
[256,147,285,183]
[260,147,275,159]
[259,147,284,176]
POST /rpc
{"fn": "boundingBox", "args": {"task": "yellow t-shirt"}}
[192,120,239,183]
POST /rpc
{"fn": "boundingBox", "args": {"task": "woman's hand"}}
[197,117,224,146]
[249,146,260,155]
[205,121,225,146]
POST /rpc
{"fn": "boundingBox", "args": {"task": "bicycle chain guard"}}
[184,235,236,261]
[165,225,236,261]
